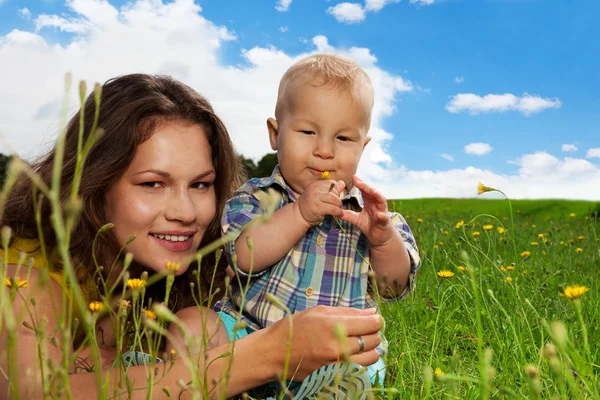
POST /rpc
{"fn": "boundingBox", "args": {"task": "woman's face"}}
[105,119,217,275]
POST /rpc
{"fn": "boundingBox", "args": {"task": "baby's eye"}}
[141,182,161,188]
[337,136,351,142]
[300,130,315,135]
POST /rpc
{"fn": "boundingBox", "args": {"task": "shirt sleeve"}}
[221,184,271,278]
[382,212,421,301]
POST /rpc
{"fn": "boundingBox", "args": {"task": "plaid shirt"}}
[214,166,420,332]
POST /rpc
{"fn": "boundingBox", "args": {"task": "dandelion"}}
[170,349,176,359]
[522,271,528,276]
[577,235,585,240]
[457,266,466,272]
[89,301,103,312]
[559,241,565,245]
[531,241,539,246]
[506,266,515,271]
[483,225,493,231]
[569,213,576,217]
[437,270,454,278]
[531,224,537,228]
[4,277,28,289]
[575,248,583,253]
[319,171,331,180]
[443,230,449,235]
[521,251,532,258]
[166,261,181,274]
[500,266,507,272]
[455,220,465,229]
[497,227,506,234]
[126,278,146,290]
[537,233,545,239]
[472,231,481,237]
[142,308,157,320]
[434,368,445,376]
[417,218,423,223]
[477,182,495,195]
[560,284,589,300]
[505,277,513,283]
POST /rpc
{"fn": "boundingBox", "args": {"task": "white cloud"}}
[446,93,562,116]
[410,0,436,4]
[279,26,289,32]
[509,151,597,178]
[464,142,493,156]
[275,0,292,12]
[19,8,32,19]
[454,76,464,84]
[587,148,600,158]
[562,144,577,152]
[364,0,400,12]
[441,153,454,161]
[34,14,90,33]
[327,3,366,24]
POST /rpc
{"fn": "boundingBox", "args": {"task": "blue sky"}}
[0,0,598,198]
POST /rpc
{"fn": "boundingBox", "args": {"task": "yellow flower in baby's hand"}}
[89,301,104,312]
[560,284,589,300]
[437,270,454,278]
[455,220,465,229]
[126,278,146,290]
[483,225,493,231]
[4,277,28,289]
[319,171,331,180]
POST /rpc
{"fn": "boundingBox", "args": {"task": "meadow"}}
[382,195,600,399]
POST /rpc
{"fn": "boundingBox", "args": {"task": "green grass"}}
[382,198,600,399]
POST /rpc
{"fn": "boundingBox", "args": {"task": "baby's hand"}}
[295,179,345,226]
[339,176,394,248]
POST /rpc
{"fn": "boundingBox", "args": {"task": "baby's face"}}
[270,81,372,195]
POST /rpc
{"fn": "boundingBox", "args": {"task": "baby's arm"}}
[232,179,345,273]
[339,176,420,298]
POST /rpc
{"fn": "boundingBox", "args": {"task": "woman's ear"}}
[267,118,279,151]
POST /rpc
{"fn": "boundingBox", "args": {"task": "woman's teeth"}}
[151,234,190,242]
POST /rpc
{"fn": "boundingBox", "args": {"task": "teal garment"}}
[217,311,385,393]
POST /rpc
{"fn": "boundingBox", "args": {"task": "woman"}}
[0,74,383,399]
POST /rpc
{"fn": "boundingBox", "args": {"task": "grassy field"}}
[381,196,600,399]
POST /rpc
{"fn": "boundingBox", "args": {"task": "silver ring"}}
[357,336,365,353]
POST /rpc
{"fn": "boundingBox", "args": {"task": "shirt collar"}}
[256,165,363,208]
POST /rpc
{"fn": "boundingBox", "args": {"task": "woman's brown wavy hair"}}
[1,73,246,309]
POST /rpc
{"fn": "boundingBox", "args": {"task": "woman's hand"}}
[264,305,383,381]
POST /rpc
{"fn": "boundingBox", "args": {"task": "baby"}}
[214,54,420,386]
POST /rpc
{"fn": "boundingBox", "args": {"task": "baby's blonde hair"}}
[275,54,374,119]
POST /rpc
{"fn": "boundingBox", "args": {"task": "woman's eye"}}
[192,182,212,190]
[141,182,161,188]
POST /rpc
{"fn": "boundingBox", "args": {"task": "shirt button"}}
[305,287,315,297]
[316,236,324,246]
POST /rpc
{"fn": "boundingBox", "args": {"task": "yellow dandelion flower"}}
[531,224,537,228]
[434,368,445,376]
[166,261,181,274]
[4,277,28,289]
[477,182,495,195]
[559,241,565,245]
[521,251,532,258]
[500,266,507,272]
[143,308,157,320]
[457,266,466,272]
[319,171,331,180]
[170,349,176,359]
[505,277,513,283]
[506,266,515,271]
[575,247,583,253]
[569,213,576,217]
[126,278,146,290]
[433,244,439,250]
[537,233,545,239]
[560,284,589,300]
[437,270,454,278]
[577,235,584,240]
[455,220,465,229]
[497,227,506,234]
[483,224,493,231]
[89,301,104,312]
[522,271,528,276]
[472,231,481,237]
[531,241,539,246]
[569,239,575,244]
[417,218,423,223]
[443,230,449,235]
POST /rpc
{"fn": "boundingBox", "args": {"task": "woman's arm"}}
[1,269,383,399]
